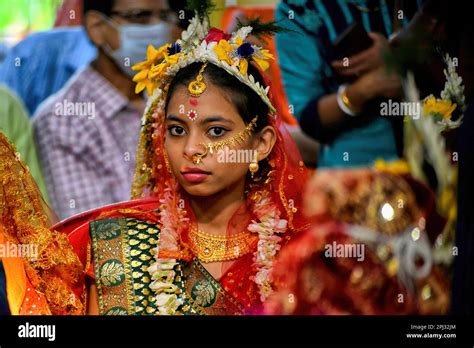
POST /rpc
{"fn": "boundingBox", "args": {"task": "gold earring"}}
[249,151,259,179]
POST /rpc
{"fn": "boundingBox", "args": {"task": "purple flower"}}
[168,43,181,55]
[237,43,254,58]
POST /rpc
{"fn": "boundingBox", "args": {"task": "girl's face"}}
[164,83,257,197]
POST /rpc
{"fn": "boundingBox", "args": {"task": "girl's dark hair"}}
[165,62,270,131]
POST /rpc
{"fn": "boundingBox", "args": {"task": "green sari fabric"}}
[90,217,244,315]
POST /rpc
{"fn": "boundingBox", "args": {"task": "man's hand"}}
[347,66,402,110]
[331,32,389,77]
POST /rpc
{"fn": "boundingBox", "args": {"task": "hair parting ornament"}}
[188,62,208,97]
[185,63,207,122]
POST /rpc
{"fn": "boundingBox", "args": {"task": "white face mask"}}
[104,20,173,78]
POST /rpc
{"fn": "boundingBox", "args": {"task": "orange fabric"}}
[18,279,52,315]
[221,6,298,126]
[0,229,26,315]
[1,229,50,315]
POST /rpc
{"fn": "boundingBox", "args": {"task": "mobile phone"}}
[332,22,373,60]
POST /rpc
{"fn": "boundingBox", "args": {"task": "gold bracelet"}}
[337,84,359,116]
[342,90,356,111]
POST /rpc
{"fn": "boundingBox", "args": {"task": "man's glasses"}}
[110,9,179,25]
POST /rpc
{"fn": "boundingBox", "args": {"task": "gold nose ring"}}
[190,145,209,165]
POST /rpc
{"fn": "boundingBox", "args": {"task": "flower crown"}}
[131,14,276,114]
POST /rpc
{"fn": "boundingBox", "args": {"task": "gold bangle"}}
[337,84,358,116]
[342,88,357,111]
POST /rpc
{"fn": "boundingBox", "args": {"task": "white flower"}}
[436,53,466,131]
[249,195,288,301]
[150,280,178,292]
[156,293,184,315]
[255,269,270,285]
[231,26,253,43]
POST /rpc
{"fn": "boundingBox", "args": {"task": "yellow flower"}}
[213,39,235,66]
[132,43,170,71]
[164,52,183,65]
[374,159,411,175]
[133,77,152,95]
[135,79,158,95]
[132,43,170,94]
[423,96,457,119]
[239,59,248,75]
[149,62,169,80]
[235,36,244,46]
[440,188,457,222]
[252,49,274,72]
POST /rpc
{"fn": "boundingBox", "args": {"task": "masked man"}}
[33,0,184,220]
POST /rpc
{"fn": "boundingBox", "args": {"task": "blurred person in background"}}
[0,42,8,64]
[0,0,191,116]
[0,0,97,116]
[376,0,474,314]
[275,0,422,168]
[0,85,49,202]
[33,0,187,220]
[221,6,319,167]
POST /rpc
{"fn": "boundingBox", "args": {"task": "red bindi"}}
[189,99,198,106]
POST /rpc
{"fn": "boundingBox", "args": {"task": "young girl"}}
[54,13,310,315]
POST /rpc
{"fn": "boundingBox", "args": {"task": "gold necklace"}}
[188,228,257,263]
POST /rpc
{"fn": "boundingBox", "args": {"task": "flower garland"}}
[132,26,276,113]
[403,71,457,266]
[248,191,288,302]
[147,183,287,314]
[148,258,183,315]
[148,183,188,315]
[422,53,466,131]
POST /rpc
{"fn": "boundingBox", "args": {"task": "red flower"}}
[204,28,232,43]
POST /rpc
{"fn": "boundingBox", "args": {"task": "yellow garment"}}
[0,229,26,315]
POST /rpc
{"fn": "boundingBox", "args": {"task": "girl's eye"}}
[168,125,186,136]
[207,127,227,138]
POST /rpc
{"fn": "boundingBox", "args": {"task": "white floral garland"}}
[248,194,288,302]
[147,184,287,314]
[404,71,456,266]
[148,258,183,315]
[433,53,466,131]
[148,185,187,315]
